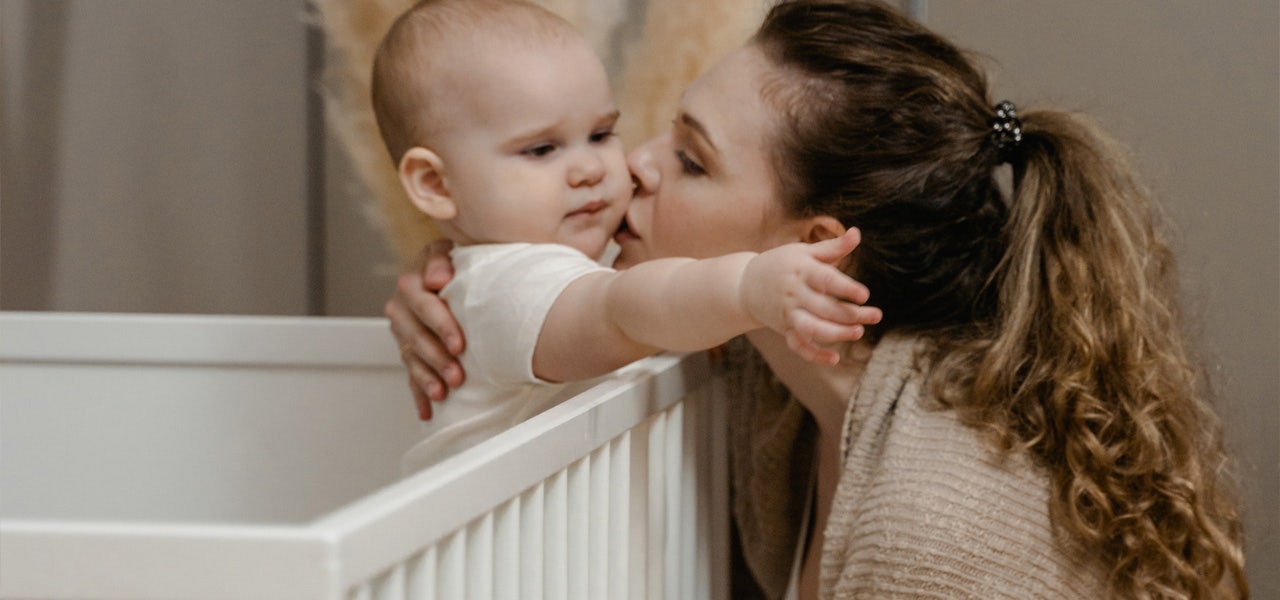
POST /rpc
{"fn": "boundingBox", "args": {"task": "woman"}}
[387,1,1247,597]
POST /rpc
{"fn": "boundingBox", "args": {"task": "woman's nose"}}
[626,140,661,197]
[568,148,606,187]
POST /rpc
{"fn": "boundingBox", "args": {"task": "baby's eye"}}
[675,149,706,176]
[522,143,556,158]
[589,129,616,144]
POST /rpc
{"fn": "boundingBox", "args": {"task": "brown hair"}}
[754,1,1247,597]
[370,0,574,162]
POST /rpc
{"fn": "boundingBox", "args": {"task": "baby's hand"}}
[740,228,882,364]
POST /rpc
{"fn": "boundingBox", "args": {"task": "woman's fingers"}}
[420,239,458,293]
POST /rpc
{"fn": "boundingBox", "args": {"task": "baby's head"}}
[372,0,629,260]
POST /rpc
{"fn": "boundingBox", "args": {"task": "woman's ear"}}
[398,147,457,221]
[802,215,847,243]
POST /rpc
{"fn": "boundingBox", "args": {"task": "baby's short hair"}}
[371,0,576,162]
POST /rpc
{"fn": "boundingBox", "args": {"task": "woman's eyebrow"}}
[678,112,718,152]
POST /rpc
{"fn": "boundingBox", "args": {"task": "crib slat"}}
[681,397,700,600]
[567,457,589,600]
[646,410,667,598]
[519,482,545,600]
[664,403,685,600]
[406,547,435,600]
[629,422,651,600]
[588,444,610,600]
[437,529,465,598]
[544,469,568,599]
[493,497,520,600]
[607,432,632,600]
[467,513,494,599]
[371,564,406,600]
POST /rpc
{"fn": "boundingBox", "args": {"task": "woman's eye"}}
[675,149,706,176]
[522,143,556,158]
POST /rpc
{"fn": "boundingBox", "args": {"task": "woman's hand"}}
[741,228,883,365]
[385,239,466,420]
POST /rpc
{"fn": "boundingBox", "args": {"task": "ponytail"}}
[952,110,1248,599]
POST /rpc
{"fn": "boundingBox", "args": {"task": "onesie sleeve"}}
[450,244,612,386]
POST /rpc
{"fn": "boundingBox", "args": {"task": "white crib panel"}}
[2,314,726,599]
[0,521,329,599]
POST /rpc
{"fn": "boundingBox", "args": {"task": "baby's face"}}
[432,36,629,260]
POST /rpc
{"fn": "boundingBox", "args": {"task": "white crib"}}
[0,313,728,599]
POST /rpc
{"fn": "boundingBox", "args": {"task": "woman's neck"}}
[744,329,870,439]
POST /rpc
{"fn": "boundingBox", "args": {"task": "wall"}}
[925,2,1278,594]
[0,0,314,315]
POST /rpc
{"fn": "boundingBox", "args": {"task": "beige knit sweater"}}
[725,334,1108,600]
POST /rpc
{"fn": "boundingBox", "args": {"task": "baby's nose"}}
[569,149,606,186]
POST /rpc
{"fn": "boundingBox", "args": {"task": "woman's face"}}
[613,45,809,268]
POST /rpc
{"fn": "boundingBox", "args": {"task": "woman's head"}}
[617,0,1009,336]
[614,44,825,269]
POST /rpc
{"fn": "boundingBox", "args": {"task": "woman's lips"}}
[614,214,638,243]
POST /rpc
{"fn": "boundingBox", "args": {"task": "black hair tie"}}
[990,100,1023,162]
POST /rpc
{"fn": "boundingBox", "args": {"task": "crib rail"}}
[329,353,728,600]
[0,312,727,600]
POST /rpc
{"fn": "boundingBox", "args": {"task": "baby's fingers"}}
[799,292,883,328]
[785,329,842,365]
[809,227,862,264]
[806,265,871,305]
[790,309,868,346]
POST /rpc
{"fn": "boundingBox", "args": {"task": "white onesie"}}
[401,243,612,473]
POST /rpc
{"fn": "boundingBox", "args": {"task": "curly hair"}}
[754,1,1247,597]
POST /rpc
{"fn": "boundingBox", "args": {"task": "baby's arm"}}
[533,229,880,382]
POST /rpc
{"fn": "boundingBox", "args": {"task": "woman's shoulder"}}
[825,333,1106,598]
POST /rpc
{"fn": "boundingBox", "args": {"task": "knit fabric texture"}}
[726,334,1108,599]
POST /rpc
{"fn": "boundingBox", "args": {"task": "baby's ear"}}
[398,147,456,220]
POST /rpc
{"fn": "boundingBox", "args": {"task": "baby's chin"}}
[560,230,614,262]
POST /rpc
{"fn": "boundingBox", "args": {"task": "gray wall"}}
[0,0,398,315]
[925,3,1278,594]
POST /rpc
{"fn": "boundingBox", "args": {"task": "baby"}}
[371,0,879,471]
